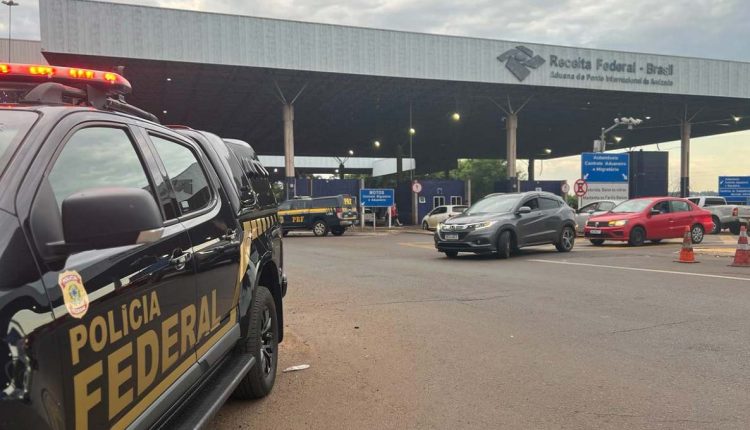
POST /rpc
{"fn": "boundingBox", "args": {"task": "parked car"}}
[687,196,750,234]
[434,192,576,258]
[422,205,468,230]
[0,64,286,429]
[278,194,358,236]
[584,197,713,246]
[574,200,620,234]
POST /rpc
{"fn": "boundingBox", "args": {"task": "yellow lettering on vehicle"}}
[161,314,179,372]
[107,343,133,419]
[74,361,102,430]
[136,329,159,396]
[68,288,231,429]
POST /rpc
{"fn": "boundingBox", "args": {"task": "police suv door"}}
[143,131,241,359]
[20,117,199,429]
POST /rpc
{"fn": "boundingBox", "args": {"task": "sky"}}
[6,0,749,191]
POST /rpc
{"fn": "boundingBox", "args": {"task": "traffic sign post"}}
[359,188,395,231]
[719,176,750,203]
[580,152,629,206]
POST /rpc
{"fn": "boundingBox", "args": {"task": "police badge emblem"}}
[58,270,89,319]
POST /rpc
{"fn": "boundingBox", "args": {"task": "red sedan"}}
[584,197,713,246]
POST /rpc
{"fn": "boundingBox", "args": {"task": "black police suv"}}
[0,63,286,429]
[434,191,577,258]
[278,194,358,236]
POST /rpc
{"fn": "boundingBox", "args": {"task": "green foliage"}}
[450,159,508,200]
[565,194,579,209]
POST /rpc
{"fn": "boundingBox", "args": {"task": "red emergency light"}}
[0,63,131,94]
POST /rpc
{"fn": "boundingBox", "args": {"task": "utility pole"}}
[2,0,18,62]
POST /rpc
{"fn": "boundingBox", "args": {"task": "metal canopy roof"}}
[40,0,750,173]
[44,53,750,173]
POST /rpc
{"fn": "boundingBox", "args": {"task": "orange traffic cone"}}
[730,225,750,267]
[675,226,698,263]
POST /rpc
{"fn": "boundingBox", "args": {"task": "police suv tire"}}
[234,286,278,399]
[495,230,511,259]
[331,226,345,236]
[711,216,721,234]
[312,220,329,237]
[555,226,575,252]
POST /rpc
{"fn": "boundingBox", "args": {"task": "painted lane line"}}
[527,259,750,282]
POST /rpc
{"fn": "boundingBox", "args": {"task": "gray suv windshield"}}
[466,195,521,215]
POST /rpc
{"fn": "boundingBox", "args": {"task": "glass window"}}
[652,201,671,214]
[433,196,445,208]
[452,206,468,213]
[670,200,691,212]
[523,198,540,210]
[0,110,38,178]
[225,140,276,208]
[291,200,310,210]
[611,199,654,213]
[705,198,726,206]
[315,197,339,207]
[150,135,211,215]
[598,201,616,211]
[466,194,521,215]
[432,207,447,215]
[278,201,291,210]
[579,202,598,213]
[450,196,463,205]
[687,198,700,205]
[539,198,560,210]
[49,127,153,209]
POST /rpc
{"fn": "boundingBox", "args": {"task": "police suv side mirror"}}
[56,187,164,253]
[517,206,532,215]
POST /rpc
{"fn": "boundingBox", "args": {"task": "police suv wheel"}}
[233,286,278,399]
[331,226,345,236]
[313,220,329,237]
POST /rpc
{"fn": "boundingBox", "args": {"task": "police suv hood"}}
[443,211,513,225]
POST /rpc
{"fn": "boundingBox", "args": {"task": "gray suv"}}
[434,191,577,258]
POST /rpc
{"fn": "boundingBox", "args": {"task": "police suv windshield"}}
[0,110,37,176]
[466,194,521,215]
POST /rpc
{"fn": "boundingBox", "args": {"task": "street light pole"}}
[2,0,18,63]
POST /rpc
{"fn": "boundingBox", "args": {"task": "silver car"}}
[574,200,619,234]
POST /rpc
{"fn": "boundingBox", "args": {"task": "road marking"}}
[398,242,435,250]
[527,259,750,282]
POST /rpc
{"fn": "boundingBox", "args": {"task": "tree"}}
[450,159,508,200]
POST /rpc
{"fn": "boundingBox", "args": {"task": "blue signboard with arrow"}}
[581,153,629,183]
[719,176,750,203]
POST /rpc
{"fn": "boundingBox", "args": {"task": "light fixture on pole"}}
[451,112,460,121]
[2,0,18,62]
[598,117,642,152]
[732,115,741,123]
[613,136,622,143]
[373,140,381,148]
[408,102,415,180]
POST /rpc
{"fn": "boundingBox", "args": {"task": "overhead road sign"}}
[581,152,629,183]
[359,188,395,207]
[719,176,750,203]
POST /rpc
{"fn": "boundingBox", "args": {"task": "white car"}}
[422,205,468,230]
[574,200,619,234]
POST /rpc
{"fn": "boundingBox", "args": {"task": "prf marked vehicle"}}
[585,197,713,246]
[278,194,357,236]
[0,63,286,429]
[574,200,620,234]
[687,196,750,234]
[434,192,577,259]
[421,205,468,230]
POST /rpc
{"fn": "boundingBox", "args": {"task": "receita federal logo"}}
[497,46,545,82]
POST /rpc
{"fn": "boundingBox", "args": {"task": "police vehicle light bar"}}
[0,63,131,94]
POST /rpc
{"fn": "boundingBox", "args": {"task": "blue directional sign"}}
[719,176,750,203]
[359,188,395,207]
[581,152,630,183]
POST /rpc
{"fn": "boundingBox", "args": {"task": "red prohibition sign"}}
[574,179,588,197]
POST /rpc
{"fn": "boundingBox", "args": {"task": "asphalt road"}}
[212,230,750,429]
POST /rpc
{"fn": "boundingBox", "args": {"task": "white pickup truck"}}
[688,196,750,234]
